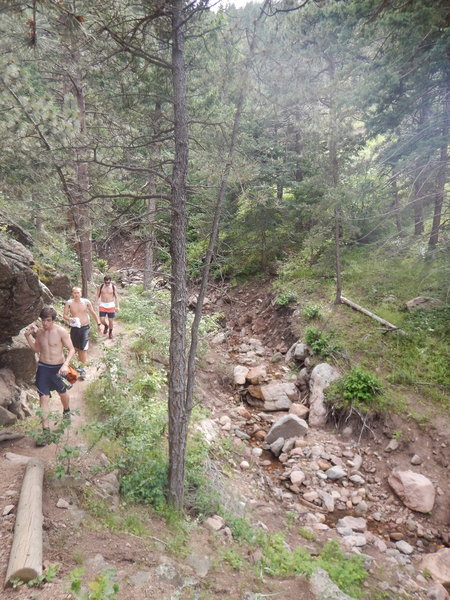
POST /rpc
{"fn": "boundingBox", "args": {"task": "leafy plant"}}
[326,367,384,414]
[69,567,119,600]
[304,327,339,358]
[26,563,61,588]
[303,303,323,320]
[274,291,298,306]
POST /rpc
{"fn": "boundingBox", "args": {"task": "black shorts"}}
[36,362,68,397]
[70,324,90,351]
[99,310,116,319]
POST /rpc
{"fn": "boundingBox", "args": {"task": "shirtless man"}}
[96,275,119,339]
[24,305,75,445]
[63,286,101,379]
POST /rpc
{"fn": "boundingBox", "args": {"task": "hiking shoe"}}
[63,408,71,423]
[108,330,113,339]
[103,324,108,334]
[36,428,50,447]
[77,366,87,380]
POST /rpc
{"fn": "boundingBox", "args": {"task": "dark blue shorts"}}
[99,311,116,319]
[70,324,90,350]
[36,362,68,397]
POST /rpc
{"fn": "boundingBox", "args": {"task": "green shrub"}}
[326,367,384,414]
[303,303,323,320]
[275,291,298,306]
[305,327,339,358]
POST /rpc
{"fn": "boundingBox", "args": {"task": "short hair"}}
[104,275,112,282]
[40,305,57,320]
[72,286,81,293]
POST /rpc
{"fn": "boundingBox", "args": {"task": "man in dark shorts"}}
[24,305,75,446]
[63,286,101,379]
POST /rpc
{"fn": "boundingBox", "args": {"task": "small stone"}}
[410,454,423,465]
[240,460,250,470]
[56,498,70,509]
[396,540,414,555]
[2,505,14,516]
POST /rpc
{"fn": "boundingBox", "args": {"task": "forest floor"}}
[0,279,449,600]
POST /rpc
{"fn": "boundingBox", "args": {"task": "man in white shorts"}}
[96,275,120,339]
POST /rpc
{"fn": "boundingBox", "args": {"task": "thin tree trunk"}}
[327,57,342,305]
[390,170,403,236]
[428,63,449,248]
[143,102,162,290]
[412,98,430,236]
[168,0,189,509]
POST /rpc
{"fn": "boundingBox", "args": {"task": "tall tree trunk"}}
[390,169,403,236]
[412,97,430,236]
[143,102,162,290]
[428,63,449,248]
[168,0,189,509]
[327,58,342,305]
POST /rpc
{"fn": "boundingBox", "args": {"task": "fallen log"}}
[5,457,44,586]
[340,296,403,332]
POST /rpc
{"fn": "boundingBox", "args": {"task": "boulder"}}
[405,296,443,312]
[47,273,72,299]
[260,381,298,410]
[234,365,249,386]
[310,567,356,600]
[308,363,341,427]
[388,469,435,513]
[420,548,450,586]
[0,232,44,344]
[0,332,37,384]
[265,414,308,444]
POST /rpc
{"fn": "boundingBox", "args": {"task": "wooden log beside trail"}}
[5,457,44,586]
[340,295,403,333]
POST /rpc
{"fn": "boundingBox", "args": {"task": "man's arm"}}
[114,286,120,310]
[87,300,101,328]
[63,301,71,325]
[24,324,39,352]
[59,327,75,374]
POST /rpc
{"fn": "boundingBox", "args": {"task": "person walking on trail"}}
[24,305,75,446]
[63,286,101,380]
[96,275,119,339]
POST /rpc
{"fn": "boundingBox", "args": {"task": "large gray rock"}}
[47,273,72,299]
[308,363,341,427]
[0,332,37,384]
[388,469,435,513]
[310,567,356,600]
[419,548,450,586]
[405,296,443,312]
[265,414,308,444]
[0,232,44,344]
[260,381,298,411]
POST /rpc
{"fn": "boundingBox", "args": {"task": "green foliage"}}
[326,367,384,414]
[220,548,244,571]
[274,291,298,306]
[303,303,323,320]
[69,567,119,600]
[304,327,339,358]
[298,527,316,541]
[256,534,366,598]
[9,563,61,589]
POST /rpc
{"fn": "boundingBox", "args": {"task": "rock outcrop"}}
[0,232,44,344]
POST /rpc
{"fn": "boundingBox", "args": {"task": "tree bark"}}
[167,0,189,509]
[390,169,403,236]
[428,60,449,248]
[143,102,162,290]
[5,458,44,585]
